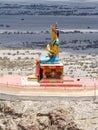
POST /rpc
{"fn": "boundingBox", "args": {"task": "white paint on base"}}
[21,77,40,86]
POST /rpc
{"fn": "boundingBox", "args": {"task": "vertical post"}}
[35,59,40,80]
[7,82,8,87]
[93,78,96,101]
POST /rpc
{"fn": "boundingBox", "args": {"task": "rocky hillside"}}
[0,100,98,130]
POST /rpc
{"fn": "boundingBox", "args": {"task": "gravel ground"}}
[0,99,98,130]
[0,48,98,78]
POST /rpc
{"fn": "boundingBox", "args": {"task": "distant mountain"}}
[0,0,98,16]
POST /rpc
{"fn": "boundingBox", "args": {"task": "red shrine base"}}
[39,63,63,80]
[25,63,96,88]
[40,78,82,87]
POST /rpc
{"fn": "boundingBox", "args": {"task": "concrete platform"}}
[0,74,98,100]
[0,74,97,89]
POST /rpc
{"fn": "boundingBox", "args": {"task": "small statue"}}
[35,23,60,77]
[40,22,60,63]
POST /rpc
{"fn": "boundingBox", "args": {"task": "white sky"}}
[1,0,98,2]
[0,0,98,5]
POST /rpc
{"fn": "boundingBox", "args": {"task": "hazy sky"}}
[1,0,98,2]
[0,0,98,5]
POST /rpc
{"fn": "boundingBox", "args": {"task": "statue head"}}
[55,22,59,29]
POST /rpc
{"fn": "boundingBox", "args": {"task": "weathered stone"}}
[49,107,67,129]
[66,122,83,130]
[37,116,49,130]
[5,117,17,130]
[0,121,5,130]
[18,123,39,130]
[12,101,27,117]
[1,100,97,130]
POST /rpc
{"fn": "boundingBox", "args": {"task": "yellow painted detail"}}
[46,44,59,56]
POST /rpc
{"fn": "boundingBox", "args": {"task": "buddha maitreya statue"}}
[35,23,60,77]
[40,23,60,63]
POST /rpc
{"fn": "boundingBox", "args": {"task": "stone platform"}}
[25,62,83,88]
[0,74,98,89]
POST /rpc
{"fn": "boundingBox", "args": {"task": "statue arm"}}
[46,44,59,56]
[50,25,57,33]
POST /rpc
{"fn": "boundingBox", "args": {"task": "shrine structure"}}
[26,23,82,88]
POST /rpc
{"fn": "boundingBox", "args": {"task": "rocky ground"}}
[0,48,98,130]
[0,99,98,130]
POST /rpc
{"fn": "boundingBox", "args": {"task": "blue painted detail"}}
[40,56,59,64]
[54,40,60,46]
